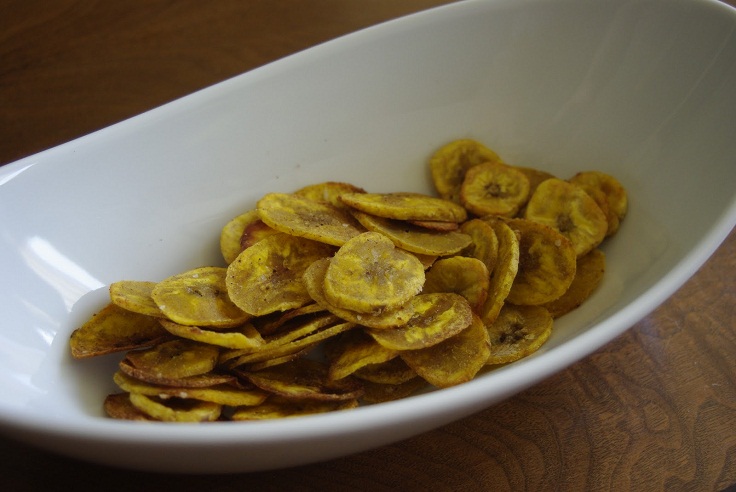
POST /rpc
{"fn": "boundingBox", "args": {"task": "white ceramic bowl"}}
[1,0,735,474]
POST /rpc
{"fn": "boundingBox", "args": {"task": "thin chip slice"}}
[254,302,327,336]
[327,330,399,380]
[515,166,555,195]
[478,219,520,326]
[504,218,577,306]
[240,358,364,401]
[152,266,250,328]
[294,181,366,210]
[460,161,531,217]
[231,396,358,420]
[569,171,628,236]
[459,219,499,275]
[70,303,169,359]
[340,192,467,223]
[524,178,608,257]
[128,392,222,422]
[543,248,605,318]
[360,377,427,404]
[118,358,234,388]
[367,293,473,351]
[240,218,279,251]
[220,210,260,264]
[303,258,416,329]
[113,372,268,407]
[226,232,335,316]
[109,280,163,317]
[125,339,220,380]
[353,211,472,256]
[104,393,153,421]
[323,232,425,314]
[353,357,417,385]
[429,139,503,202]
[408,220,459,231]
[159,319,264,350]
[401,313,490,388]
[422,256,490,313]
[486,304,553,365]
[257,192,364,246]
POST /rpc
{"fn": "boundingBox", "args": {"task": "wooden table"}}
[2,1,734,490]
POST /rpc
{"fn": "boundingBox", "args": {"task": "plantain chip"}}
[401,313,490,388]
[151,266,249,328]
[327,330,399,381]
[109,280,163,317]
[254,302,327,336]
[524,178,608,257]
[124,339,220,380]
[504,218,577,305]
[340,192,467,223]
[323,231,425,314]
[256,192,364,246]
[240,358,364,401]
[459,218,499,275]
[240,218,279,251]
[543,248,605,318]
[159,319,264,350]
[429,139,503,203]
[478,219,520,326]
[460,161,531,217]
[422,256,490,313]
[118,358,234,388]
[360,377,427,404]
[70,303,169,359]
[231,396,358,420]
[515,166,556,195]
[569,171,628,236]
[294,181,366,210]
[303,258,415,329]
[486,304,553,365]
[104,393,153,421]
[226,232,335,317]
[352,210,472,256]
[128,392,222,422]
[367,293,473,351]
[353,357,417,385]
[408,219,459,231]
[220,210,260,264]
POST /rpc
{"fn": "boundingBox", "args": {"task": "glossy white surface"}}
[1,0,735,474]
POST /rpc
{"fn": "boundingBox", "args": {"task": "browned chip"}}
[118,358,235,388]
[340,192,467,223]
[128,393,222,422]
[353,357,417,385]
[429,139,503,203]
[70,303,169,359]
[239,218,279,251]
[460,161,531,217]
[230,396,358,420]
[220,210,261,264]
[543,248,605,318]
[104,393,154,421]
[360,377,427,404]
[327,330,399,380]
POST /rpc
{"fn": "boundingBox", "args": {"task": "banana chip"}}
[240,218,278,251]
[118,358,234,388]
[543,248,605,318]
[294,181,366,210]
[257,192,364,246]
[327,330,399,380]
[360,377,427,404]
[569,171,628,236]
[226,232,335,316]
[70,303,169,359]
[159,319,264,350]
[104,393,153,421]
[505,218,577,306]
[460,161,530,217]
[109,280,163,317]
[422,256,490,313]
[459,219,498,274]
[151,266,250,328]
[128,392,222,422]
[429,139,503,202]
[220,210,260,264]
[479,219,520,326]
[524,178,608,257]
[125,339,220,380]
[231,396,358,420]
[353,357,417,385]
[401,313,490,388]
[486,304,553,365]
[341,192,467,223]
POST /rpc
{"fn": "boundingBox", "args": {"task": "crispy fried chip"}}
[226,232,335,316]
[569,171,628,236]
[128,392,222,422]
[478,219,520,326]
[294,181,366,210]
[543,248,605,318]
[104,393,153,421]
[524,178,608,257]
[151,266,250,328]
[352,211,472,256]
[486,304,553,365]
[459,218,499,274]
[70,303,169,359]
[303,258,416,329]
[353,357,417,385]
[109,280,163,317]
[360,377,427,404]
[118,358,234,388]
[408,220,459,231]
[515,166,555,195]
[401,313,490,388]
[254,302,327,336]
[257,192,364,246]
[327,330,399,380]
[159,319,264,350]
[429,139,503,202]
[504,218,577,305]
[422,256,490,313]
[240,218,279,251]
[240,358,364,401]
[220,210,260,264]
[125,339,220,379]
[340,192,467,223]
[367,293,473,351]
[323,232,425,314]
[460,161,531,217]
[230,396,358,420]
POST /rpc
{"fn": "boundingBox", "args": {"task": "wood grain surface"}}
[1,1,734,490]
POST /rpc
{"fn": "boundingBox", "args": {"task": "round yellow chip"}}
[460,161,531,217]
[109,280,163,317]
[226,232,335,317]
[294,181,366,210]
[151,266,250,328]
[422,256,490,313]
[524,178,608,257]
[118,358,235,388]
[429,139,503,202]
[220,210,260,264]
[257,192,364,246]
[504,218,577,306]
[569,171,628,236]
[323,232,425,314]
[125,339,220,380]
[459,218,499,275]
[543,248,605,318]
[486,304,553,365]
[340,192,467,223]
[478,219,520,326]
[128,392,222,422]
[159,319,264,350]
